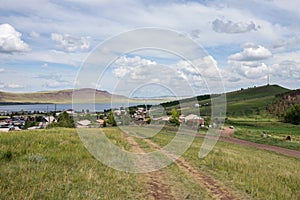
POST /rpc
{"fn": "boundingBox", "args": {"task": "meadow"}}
[227,118,300,150]
[1,127,299,199]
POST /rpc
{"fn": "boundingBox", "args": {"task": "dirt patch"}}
[125,136,174,200]
[144,139,238,200]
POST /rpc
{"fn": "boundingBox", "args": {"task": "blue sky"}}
[0,0,300,97]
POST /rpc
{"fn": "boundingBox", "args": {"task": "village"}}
[0,106,205,132]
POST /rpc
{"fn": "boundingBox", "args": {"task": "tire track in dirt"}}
[220,128,300,159]
[125,136,174,200]
[144,138,238,200]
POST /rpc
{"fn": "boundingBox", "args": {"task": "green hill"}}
[161,84,290,117]
[225,84,289,117]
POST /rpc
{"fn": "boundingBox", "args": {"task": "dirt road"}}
[125,133,238,199]
[126,136,174,200]
[144,138,238,200]
[219,128,300,159]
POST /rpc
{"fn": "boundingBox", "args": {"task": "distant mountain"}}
[0,88,127,104]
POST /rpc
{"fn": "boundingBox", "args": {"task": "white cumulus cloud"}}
[0,23,30,53]
[51,33,90,52]
[113,55,157,78]
[212,19,259,34]
[228,44,272,61]
[228,43,272,79]
[235,62,269,79]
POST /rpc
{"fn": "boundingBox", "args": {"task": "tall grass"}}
[0,128,145,199]
[1,127,299,199]
[148,131,300,200]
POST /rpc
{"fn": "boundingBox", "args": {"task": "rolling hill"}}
[161,84,290,117]
[0,88,127,104]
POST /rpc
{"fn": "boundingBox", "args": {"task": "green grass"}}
[1,127,299,199]
[0,128,145,199]
[148,131,300,200]
[227,118,300,150]
[133,136,212,199]
[161,84,290,117]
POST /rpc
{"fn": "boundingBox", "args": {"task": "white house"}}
[77,119,91,128]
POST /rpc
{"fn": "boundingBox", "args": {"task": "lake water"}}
[0,102,155,113]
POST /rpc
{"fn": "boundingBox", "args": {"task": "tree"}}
[169,108,180,126]
[107,111,117,126]
[284,104,300,125]
[48,111,75,128]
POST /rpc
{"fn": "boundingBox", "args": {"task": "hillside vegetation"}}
[268,88,300,117]
[161,84,290,117]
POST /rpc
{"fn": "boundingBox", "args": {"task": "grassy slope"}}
[161,84,290,117]
[0,128,145,199]
[225,84,289,117]
[1,127,299,199]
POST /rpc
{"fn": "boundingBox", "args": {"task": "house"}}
[42,116,57,124]
[0,127,10,132]
[96,119,105,126]
[183,114,204,126]
[77,119,91,128]
[66,109,75,115]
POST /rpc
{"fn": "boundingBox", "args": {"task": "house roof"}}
[77,119,91,126]
[43,116,56,122]
[184,114,202,120]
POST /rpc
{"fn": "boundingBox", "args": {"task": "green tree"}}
[169,108,180,126]
[107,111,117,126]
[48,111,75,128]
[284,104,300,125]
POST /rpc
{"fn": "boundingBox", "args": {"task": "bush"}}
[284,104,300,125]
[169,108,180,126]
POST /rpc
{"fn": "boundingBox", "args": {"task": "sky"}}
[0,0,300,97]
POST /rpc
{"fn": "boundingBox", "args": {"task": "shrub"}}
[284,104,300,125]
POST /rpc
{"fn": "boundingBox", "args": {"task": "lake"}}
[0,102,156,113]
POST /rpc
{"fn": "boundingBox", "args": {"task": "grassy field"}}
[0,128,146,199]
[147,128,300,200]
[1,127,299,199]
[227,118,300,150]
